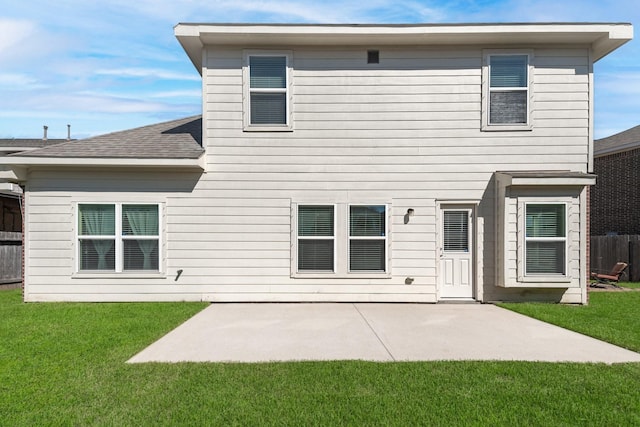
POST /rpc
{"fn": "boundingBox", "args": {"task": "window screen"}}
[489,55,528,125]
[78,203,160,272]
[249,56,287,125]
[78,204,116,271]
[525,204,566,275]
[122,205,159,271]
[298,205,334,271]
[349,205,386,271]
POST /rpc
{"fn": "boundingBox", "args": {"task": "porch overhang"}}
[495,171,596,188]
[1,156,205,183]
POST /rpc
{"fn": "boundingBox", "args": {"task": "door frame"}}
[436,201,478,301]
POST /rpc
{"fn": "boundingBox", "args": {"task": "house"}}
[0,23,633,303]
[1,137,68,284]
[591,125,640,236]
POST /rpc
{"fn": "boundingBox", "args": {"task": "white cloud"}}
[0,73,46,89]
[597,72,640,95]
[95,67,201,81]
[149,89,202,98]
[0,18,36,51]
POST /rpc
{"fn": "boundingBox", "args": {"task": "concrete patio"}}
[128,303,640,364]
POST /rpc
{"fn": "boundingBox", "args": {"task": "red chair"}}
[590,262,628,286]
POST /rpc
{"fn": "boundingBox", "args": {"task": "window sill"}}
[501,275,573,288]
[73,272,166,279]
[244,125,293,132]
[292,272,391,279]
[482,124,533,132]
[520,275,571,283]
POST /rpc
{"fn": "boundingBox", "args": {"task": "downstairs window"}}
[525,203,566,276]
[294,203,389,276]
[78,203,160,272]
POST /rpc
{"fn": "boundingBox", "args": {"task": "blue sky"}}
[0,0,637,139]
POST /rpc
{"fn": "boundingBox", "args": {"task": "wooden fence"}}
[0,231,22,284]
[590,235,640,282]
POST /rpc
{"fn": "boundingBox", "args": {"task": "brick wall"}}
[591,147,640,235]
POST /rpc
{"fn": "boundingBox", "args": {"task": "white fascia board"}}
[510,176,597,186]
[495,172,596,187]
[2,156,204,170]
[175,23,632,68]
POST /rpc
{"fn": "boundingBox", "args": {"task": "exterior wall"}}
[489,185,585,303]
[24,44,592,302]
[591,148,640,235]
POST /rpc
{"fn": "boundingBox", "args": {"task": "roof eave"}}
[496,171,597,187]
[175,23,633,69]
[2,156,205,170]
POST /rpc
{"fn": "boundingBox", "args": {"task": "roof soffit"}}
[175,23,633,70]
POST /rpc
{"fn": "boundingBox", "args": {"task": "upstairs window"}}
[483,51,533,130]
[244,51,292,130]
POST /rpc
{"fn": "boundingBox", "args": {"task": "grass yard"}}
[500,291,640,353]
[1,290,639,426]
[619,281,640,289]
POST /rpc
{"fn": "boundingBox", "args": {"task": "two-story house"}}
[0,23,632,303]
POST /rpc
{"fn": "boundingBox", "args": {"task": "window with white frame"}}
[78,203,160,272]
[525,203,566,275]
[349,205,386,272]
[483,52,532,129]
[245,52,291,129]
[294,203,388,276]
[297,205,335,272]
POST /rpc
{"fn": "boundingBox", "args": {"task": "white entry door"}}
[439,207,474,299]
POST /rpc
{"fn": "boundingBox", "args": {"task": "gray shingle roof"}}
[0,139,69,157]
[594,124,640,157]
[14,115,204,159]
[0,139,69,148]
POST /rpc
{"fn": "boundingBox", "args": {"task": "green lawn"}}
[500,292,640,353]
[1,290,639,426]
[619,281,640,289]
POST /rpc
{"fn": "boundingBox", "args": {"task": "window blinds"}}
[250,56,287,125]
[349,206,386,271]
[489,54,528,125]
[525,204,566,275]
[526,204,565,238]
[298,206,334,271]
[443,211,469,252]
[490,55,528,87]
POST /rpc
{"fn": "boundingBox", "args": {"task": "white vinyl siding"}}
[22,45,592,303]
